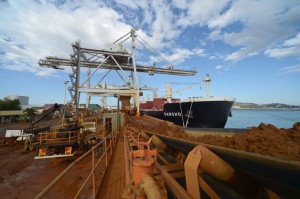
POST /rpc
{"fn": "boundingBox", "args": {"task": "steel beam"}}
[78,88,137,95]
[71,46,131,57]
[39,58,197,76]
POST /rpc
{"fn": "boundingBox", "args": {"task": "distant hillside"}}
[233,102,300,109]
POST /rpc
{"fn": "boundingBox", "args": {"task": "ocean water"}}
[225,109,300,129]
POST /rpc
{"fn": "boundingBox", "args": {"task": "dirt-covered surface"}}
[128,115,300,161]
[1,114,299,198]
[0,119,109,199]
[193,123,300,161]
[0,118,61,136]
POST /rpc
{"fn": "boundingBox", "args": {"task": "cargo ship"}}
[140,75,235,128]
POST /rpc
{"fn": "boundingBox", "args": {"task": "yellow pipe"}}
[141,174,161,199]
[151,135,186,165]
[191,145,266,198]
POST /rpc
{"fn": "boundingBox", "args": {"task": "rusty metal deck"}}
[96,138,125,199]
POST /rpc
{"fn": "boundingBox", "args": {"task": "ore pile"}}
[128,115,300,161]
[128,115,189,139]
[194,123,300,161]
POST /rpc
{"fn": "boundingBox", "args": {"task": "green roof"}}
[79,104,101,110]
[0,110,24,116]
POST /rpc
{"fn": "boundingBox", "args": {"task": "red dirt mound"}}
[129,115,300,161]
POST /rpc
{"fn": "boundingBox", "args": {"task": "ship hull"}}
[141,100,234,128]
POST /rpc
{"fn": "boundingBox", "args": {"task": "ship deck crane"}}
[165,82,201,103]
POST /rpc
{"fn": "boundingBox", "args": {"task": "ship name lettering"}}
[164,112,182,117]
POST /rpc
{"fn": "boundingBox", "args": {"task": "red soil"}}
[129,115,300,161]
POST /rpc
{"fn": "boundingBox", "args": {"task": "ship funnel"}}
[203,74,211,98]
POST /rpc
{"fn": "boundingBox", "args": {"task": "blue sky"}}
[0,0,300,106]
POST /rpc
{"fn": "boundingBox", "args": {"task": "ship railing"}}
[34,131,119,199]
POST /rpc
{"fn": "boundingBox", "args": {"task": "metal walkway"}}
[96,138,125,199]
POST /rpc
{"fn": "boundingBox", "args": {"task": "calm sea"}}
[225,109,300,129]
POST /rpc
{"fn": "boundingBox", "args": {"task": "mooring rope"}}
[179,102,185,127]
[185,100,193,127]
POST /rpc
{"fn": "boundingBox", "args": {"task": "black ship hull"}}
[142,100,234,128]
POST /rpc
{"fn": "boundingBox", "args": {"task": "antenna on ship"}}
[203,74,211,98]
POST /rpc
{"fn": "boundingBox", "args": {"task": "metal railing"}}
[35,132,118,199]
[38,130,79,144]
[50,121,79,131]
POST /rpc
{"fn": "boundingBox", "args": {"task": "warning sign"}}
[39,148,46,156]
[65,147,72,155]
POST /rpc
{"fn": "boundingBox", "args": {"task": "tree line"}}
[0,99,37,122]
[0,99,21,110]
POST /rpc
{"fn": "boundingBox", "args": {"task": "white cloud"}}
[209,55,216,60]
[265,33,300,59]
[172,0,189,9]
[110,0,183,50]
[0,0,131,77]
[209,53,225,60]
[277,64,300,75]
[283,33,300,46]
[177,0,230,26]
[206,0,300,62]
[208,30,222,41]
[193,48,206,57]
[1,0,299,78]
[265,46,300,59]
[215,65,223,70]
[148,47,206,66]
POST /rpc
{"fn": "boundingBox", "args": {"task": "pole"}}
[117,95,120,132]
[131,29,140,116]
[64,81,69,105]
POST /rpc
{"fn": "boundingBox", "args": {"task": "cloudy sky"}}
[0,0,300,106]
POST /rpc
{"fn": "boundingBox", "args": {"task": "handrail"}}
[50,115,102,131]
[50,121,79,131]
[38,130,79,144]
[35,132,116,199]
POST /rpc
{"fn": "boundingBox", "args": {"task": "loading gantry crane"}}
[39,29,197,116]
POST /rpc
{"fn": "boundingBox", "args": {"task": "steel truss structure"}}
[39,29,197,115]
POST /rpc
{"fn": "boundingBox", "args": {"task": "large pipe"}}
[194,145,234,181]
[141,174,161,199]
[151,135,186,165]
[194,145,268,198]
[147,133,300,198]
[185,145,265,198]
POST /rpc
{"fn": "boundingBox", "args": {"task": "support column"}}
[75,40,81,116]
[85,66,91,109]
[131,29,140,116]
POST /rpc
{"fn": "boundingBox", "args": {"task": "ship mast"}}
[166,83,172,103]
[203,74,211,98]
